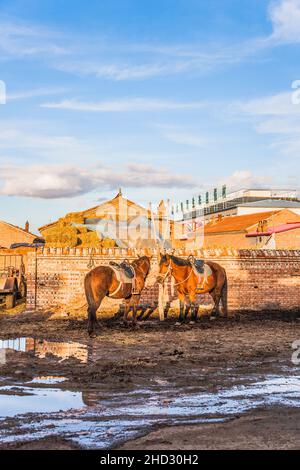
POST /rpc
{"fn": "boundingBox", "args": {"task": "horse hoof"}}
[175,322,182,326]
[210,316,217,322]
[189,321,195,325]
[88,331,96,338]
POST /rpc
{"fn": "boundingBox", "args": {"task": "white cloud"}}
[0,124,86,152]
[161,129,207,148]
[268,0,300,44]
[220,170,273,192]
[52,1,300,82]
[0,165,94,198]
[41,98,205,112]
[231,89,300,157]
[0,121,105,164]
[54,48,244,81]
[256,118,300,134]
[234,91,300,117]
[0,163,197,199]
[2,1,300,82]
[55,61,183,81]
[0,20,68,59]
[7,87,68,101]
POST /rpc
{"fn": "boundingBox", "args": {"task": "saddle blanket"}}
[193,263,213,290]
[110,265,135,284]
[109,265,139,295]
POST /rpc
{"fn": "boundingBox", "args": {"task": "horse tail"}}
[84,272,98,335]
[84,272,96,311]
[221,271,228,317]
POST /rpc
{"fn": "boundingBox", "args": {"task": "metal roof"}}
[238,199,300,208]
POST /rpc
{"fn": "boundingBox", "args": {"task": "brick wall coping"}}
[34,247,300,259]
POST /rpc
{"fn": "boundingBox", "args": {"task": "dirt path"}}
[117,407,300,450]
[0,307,299,449]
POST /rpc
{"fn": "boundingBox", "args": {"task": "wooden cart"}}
[0,255,27,309]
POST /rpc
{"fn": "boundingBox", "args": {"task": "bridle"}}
[159,260,173,283]
[159,259,193,287]
[134,258,150,279]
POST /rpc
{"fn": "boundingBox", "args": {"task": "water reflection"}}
[0,337,88,363]
[0,373,299,449]
[0,385,83,417]
[0,338,27,352]
[0,372,299,448]
[29,376,67,385]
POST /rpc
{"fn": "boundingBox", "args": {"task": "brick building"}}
[184,209,300,250]
[0,220,38,249]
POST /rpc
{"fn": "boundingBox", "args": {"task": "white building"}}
[181,188,300,223]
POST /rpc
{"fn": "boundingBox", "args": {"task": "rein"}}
[161,260,193,287]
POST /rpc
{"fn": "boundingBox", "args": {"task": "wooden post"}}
[158,283,165,321]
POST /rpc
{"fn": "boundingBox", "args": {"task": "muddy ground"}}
[0,305,300,450]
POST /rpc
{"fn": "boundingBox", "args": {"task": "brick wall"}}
[275,228,300,250]
[26,247,300,314]
[0,221,36,248]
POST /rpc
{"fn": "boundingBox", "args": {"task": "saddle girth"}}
[108,260,139,297]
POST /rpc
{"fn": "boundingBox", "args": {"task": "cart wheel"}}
[6,293,16,309]
[19,280,27,299]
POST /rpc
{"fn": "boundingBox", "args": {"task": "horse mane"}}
[132,256,149,266]
[160,254,189,266]
[170,255,190,266]
[132,256,151,276]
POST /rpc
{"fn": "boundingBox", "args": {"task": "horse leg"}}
[184,303,191,320]
[191,302,198,321]
[189,293,197,323]
[175,291,186,324]
[131,295,140,326]
[85,275,102,336]
[114,304,125,320]
[87,296,103,336]
[210,288,222,319]
[221,274,228,318]
[123,300,130,326]
[87,304,96,336]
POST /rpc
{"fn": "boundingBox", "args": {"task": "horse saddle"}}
[109,260,140,295]
[109,260,135,279]
[188,256,205,274]
[188,256,212,291]
[194,259,205,274]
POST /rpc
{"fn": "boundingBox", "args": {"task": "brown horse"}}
[84,256,151,335]
[157,254,228,322]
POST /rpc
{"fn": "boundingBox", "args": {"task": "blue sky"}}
[0,0,300,233]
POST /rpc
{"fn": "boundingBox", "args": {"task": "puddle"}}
[0,338,27,352]
[0,385,83,417]
[0,337,87,363]
[0,373,299,449]
[28,376,67,385]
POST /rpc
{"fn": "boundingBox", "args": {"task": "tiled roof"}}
[246,222,300,237]
[0,220,38,238]
[204,211,280,234]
